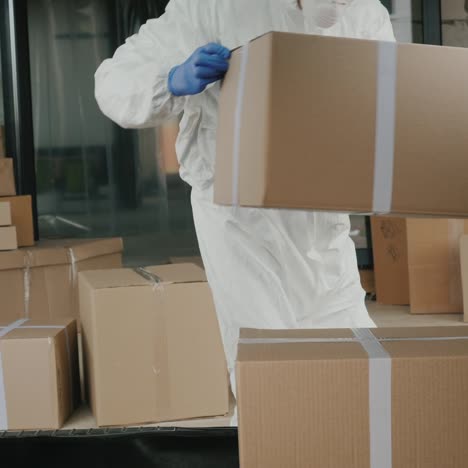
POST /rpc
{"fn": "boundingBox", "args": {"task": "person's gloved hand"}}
[168,43,231,97]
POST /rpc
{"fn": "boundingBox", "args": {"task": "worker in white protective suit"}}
[95,0,395,399]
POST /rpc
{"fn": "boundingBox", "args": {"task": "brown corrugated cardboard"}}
[0,196,34,247]
[0,238,123,323]
[215,32,468,216]
[459,236,468,322]
[237,327,468,468]
[79,264,229,427]
[0,158,15,196]
[0,202,11,226]
[371,216,410,305]
[407,219,468,314]
[0,226,17,251]
[0,318,80,430]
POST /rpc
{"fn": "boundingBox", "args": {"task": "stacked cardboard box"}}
[0,158,16,197]
[0,158,34,248]
[0,201,17,251]
[79,263,229,427]
[459,236,468,322]
[0,318,80,431]
[0,238,123,323]
[371,217,468,314]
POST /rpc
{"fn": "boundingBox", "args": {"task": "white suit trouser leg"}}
[190,188,374,401]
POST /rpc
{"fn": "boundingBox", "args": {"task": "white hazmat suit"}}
[95,0,395,390]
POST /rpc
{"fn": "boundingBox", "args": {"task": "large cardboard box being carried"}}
[237,327,468,468]
[371,217,468,313]
[79,264,229,427]
[0,238,123,322]
[0,318,80,430]
[215,32,468,216]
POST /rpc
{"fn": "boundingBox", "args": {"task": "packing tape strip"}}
[0,320,75,431]
[232,42,251,206]
[373,40,398,215]
[134,267,163,291]
[352,328,392,468]
[0,319,29,430]
[133,268,170,418]
[68,247,77,286]
[23,250,34,319]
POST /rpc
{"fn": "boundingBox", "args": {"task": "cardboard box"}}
[79,264,229,427]
[0,250,27,322]
[371,217,468,313]
[459,235,468,322]
[237,327,468,468]
[0,158,16,196]
[371,217,410,305]
[0,196,34,247]
[0,226,17,251]
[0,238,123,323]
[407,219,468,314]
[215,32,468,216]
[0,318,80,430]
[0,202,11,226]
[359,269,375,295]
[0,126,5,158]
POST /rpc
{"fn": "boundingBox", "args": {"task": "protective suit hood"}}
[301,0,354,29]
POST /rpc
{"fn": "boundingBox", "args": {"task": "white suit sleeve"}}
[95,0,215,129]
[368,4,396,42]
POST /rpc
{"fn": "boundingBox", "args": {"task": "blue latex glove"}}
[168,43,231,97]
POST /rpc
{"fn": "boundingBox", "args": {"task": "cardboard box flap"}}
[372,326,468,340]
[24,238,123,267]
[79,268,150,290]
[144,263,207,284]
[61,238,123,262]
[238,327,468,363]
[374,326,468,359]
[79,264,207,292]
[238,328,367,363]
[0,318,75,340]
[0,249,25,271]
[25,244,69,267]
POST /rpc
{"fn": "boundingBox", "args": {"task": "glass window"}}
[28,0,198,265]
[442,1,468,47]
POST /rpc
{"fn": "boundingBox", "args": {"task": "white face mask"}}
[301,0,353,29]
